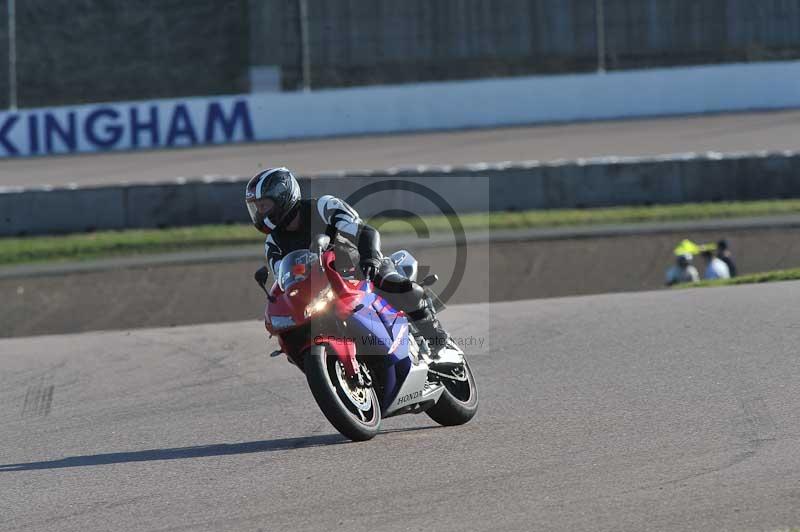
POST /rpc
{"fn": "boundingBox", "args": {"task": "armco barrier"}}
[2,151,800,237]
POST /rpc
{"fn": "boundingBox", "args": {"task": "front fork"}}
[312,319,360,380]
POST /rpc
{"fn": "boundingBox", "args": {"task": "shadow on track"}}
[0,434,346,472]
[0,425,440,472]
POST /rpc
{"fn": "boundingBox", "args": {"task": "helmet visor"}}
[246,198,276,229]
[246,201,260,226]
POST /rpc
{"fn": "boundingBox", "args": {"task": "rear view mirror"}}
[254,266,270,288]
[254,266,276,302]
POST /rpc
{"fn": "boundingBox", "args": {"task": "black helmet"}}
[245,167,301,234]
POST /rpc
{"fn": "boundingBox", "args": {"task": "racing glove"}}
[359,257,381,281]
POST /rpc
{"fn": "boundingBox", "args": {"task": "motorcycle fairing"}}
[384,362,444,416]
[266,248,443,414]
[314,334,358,378]
[264,270,330,335]
[347,290,416,409]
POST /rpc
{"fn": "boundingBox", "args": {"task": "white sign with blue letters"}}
[0,96,254,157]
[2,60,800,158]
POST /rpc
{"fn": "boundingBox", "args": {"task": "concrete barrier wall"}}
[259,0,800,90]
[3,60,800,158]
[5,0,799,108]
[3,150,800,236]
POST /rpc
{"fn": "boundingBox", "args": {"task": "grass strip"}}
[682,268,800,289]
[3,198,800,266]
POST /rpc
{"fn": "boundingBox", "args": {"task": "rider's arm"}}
[317,195,381,262]
[265,234,283,277]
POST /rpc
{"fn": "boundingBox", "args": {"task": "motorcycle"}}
[256,235,478,441]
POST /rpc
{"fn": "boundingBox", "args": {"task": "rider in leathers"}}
[246,167,448,356]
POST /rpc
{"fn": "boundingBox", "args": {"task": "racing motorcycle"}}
[256,235,478,441]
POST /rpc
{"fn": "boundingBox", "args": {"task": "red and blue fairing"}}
[347,285,413,410]
[265,250,414,413]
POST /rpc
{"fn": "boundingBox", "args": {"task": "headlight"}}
[304,287,334,318]
[270,315,296,330]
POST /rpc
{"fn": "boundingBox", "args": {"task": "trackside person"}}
[717,239,737,278]
[701,249,730,281]
[666,253,700,286]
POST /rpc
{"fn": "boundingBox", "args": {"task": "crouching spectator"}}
[717,239,737,278]
[701,249,730,280]
[666,253,700,286]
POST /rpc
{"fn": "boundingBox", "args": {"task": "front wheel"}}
[304,346,381,441]
[426,357,479,426]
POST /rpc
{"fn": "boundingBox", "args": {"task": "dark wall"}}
[1,0,800,107]
[0,5,8,109]
[4,0,249,108]
[253,0,600,90]
[251,0,800,90]
[603,0,800,69]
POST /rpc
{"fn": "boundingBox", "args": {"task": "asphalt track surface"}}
[2,109,800,187]
[2,282,800,531]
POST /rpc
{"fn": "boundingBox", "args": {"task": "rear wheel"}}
[426,357,479,426]
[304,346,381,441]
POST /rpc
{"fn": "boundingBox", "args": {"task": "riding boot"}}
[408,308,449,358]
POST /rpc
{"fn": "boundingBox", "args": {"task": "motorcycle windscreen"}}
[276,249,317,291]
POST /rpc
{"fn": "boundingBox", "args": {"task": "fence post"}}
[298,0,311,91]
[7,0,18,108]
[595,0,606,73]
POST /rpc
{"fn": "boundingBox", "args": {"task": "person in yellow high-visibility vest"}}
[673,239,701,257]
[666,240,700,286]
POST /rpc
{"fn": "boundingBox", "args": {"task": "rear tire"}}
[426,357,479,426]
[304,346,381,441]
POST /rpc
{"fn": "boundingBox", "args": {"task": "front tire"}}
[304,346,381,441]
[426,357,479,426]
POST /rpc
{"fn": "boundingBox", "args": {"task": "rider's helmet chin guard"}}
[245,167,301,235]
